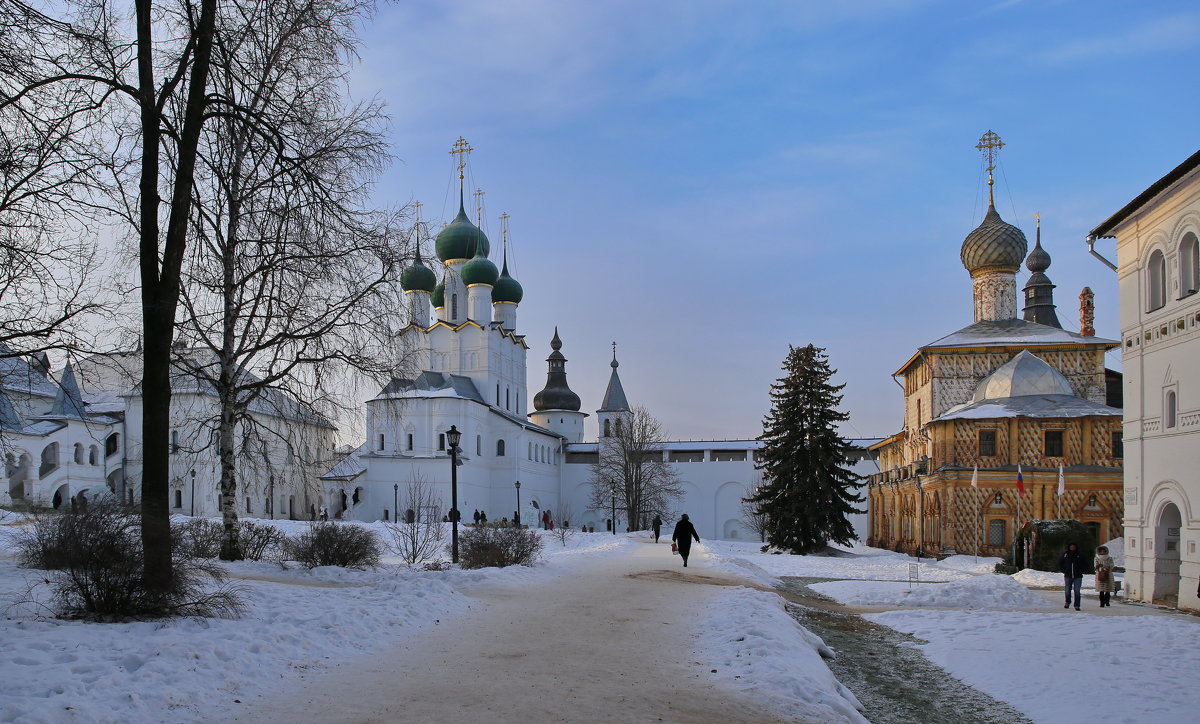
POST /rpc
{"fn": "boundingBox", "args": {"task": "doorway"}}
[1153,502,1182,606]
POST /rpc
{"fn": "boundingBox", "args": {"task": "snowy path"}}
[226,540,797,724]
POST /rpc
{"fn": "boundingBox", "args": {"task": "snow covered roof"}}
[0,345,59,398]
[373,371,485,404]
[924,318,1116,350]
[972,350,1073,401]
[934,394,1121,422]
[320,443,368,481]
[564,438,883,453]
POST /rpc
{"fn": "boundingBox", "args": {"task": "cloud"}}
[1034,12,1200,65]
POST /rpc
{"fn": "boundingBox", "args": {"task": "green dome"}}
[435,206,490,262]
[460,247,499,286]
[491,252,523,304]
[400,253,436,293]
[431,281,445,308]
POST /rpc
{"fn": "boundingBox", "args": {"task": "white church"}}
[321,144,878,540]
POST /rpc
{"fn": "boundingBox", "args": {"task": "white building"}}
[322,183,877,540]
[1090,148,1200,611]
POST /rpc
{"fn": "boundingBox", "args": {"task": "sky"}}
[348,0,1200,442]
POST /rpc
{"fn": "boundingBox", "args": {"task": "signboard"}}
[1168,527,1180,537]
[908,563,920,589]
[1125,489,1137,505]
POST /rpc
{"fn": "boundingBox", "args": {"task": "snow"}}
[695,586,867,724]
[702,539,994,582]
[867,609,1200,723]
[810,575,1053,610]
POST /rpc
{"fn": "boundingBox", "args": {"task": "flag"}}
[1016,464,1026,497]
[971,466,979,488]
[1057,464,1066,497]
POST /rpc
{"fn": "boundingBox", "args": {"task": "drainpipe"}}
[1087,235,1118,272]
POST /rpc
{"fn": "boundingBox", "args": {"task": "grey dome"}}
[961,203,1028,274]
[972,350,1073,402]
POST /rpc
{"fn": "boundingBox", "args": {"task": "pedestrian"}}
[480,510,487,524]
[542,510,550,530]
[549,519,555,531]
[473,509,480,525]
[1094,544,1116,607]
[309,503,317,521]
[652,515,662,543]
[672,513,701,567]
[1060,541,1087,610]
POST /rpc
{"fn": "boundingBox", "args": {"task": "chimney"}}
[1079,287,1095,337]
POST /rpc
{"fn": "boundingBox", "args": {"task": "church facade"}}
[868,140,1124,557]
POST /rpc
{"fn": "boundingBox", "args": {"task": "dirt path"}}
[228,541,797,724]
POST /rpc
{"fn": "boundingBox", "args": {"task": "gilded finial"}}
[449,136,473,207]
[975,130,1004,206]
[474,188,485,227]
[414,200,423,223]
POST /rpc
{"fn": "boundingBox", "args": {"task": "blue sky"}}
[352,0,1199,441]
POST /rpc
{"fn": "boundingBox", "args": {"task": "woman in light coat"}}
[1094,544,1116,607]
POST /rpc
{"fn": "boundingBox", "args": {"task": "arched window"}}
[476,435,481,456]
[506,388,510,410]
[496,439,506,456]
[73,443,84,464]
[451,293,458,319]
[88,446,98,465]
[615,418,623,436]
[39,443,59,478]
[171,430,180,452]
[603,419,611,437]
[1148,249,1167,310]
[1166,390,1177,428]
[378,434,385,451]
[528,442,532,459]
[1181,232,1199,297]
[105,433,120,457]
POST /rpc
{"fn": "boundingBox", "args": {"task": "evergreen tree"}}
[749,344,864,554]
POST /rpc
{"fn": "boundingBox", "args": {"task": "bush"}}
[14,503,243,620]
[286,522,381,569]
[458,525,543,569]
[239,520,287,562]
[173,518,223,558]
[994,563,1019,575]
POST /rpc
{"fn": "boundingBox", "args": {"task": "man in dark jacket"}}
[672,514,701,567]
[652,515,663,543]
[1059,541,1087,610]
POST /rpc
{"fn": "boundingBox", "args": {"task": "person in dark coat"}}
[672,514,701,567]
[652,515,663,543]
[1059,541,1087,610]
[473,509,481,525]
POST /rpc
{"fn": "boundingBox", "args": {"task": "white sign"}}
[1125,489,1137,505]
[908,563,920,589]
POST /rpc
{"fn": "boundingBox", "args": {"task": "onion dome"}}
[435,204,490,262]
[460,244,498,286]
[961,201,1028,274]
[490,247,523,304]
[533,328,581,411]
[400,246,437,293]
[1026,231,1051,273]
[431,281,445,308]
[972,350,1073,402]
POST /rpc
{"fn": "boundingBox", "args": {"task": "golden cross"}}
[474,188,485,226]
[414,200,423,223]
[975,130,1004,173]
[449,136,473,180]
[499,212,510,244]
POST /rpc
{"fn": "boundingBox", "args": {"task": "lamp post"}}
[190,469,196,516]
[514,480,521,526]
[393,483,398,524]
[447,425,462,564]
[611,488,617,536]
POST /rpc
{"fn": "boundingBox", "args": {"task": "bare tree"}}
[588,406,683,532]
[741,497,768,543]
[173,0,404,560]
[551,501,574,546]
[385,475,446,565]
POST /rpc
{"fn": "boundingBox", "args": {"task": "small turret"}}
[529,329,587,443]
[1021,215,1061,328]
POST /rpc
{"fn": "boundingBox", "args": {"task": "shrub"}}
[458,525,543,569]
[994,563,1019,575]
[14,503,242,620]
[286,522,381,569]
[239,520,287,562]
[173,518,223,558]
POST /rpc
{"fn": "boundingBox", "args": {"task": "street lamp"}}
[190,469,196,516]
[447,425,462,563]
[514,480,521,526]
[393,483,398,524]
[611,488,617,536]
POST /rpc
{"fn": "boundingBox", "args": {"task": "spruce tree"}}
[749,344,864,554]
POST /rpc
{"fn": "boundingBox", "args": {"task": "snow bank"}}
[867,609,1200,723]
[695,586,867,724]
[811,574,1053,610]
[693,542,780,587]
[702,540,980,582]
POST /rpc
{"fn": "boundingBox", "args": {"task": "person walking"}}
[652,515,662,543]
[1060,541,1087,610]
[672,514,700,567]
[473,509,481,525]
[1094,544,1116,607]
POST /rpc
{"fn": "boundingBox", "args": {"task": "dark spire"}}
[50,362,88,419]
[1022,215,1061,328]
[533,328,581,412]
[599,343,629,412]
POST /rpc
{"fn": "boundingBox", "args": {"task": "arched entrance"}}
[1154,502,1182,606]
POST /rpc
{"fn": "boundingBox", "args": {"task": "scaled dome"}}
[431,281,445,308]
[400,257,436,293]
[491,255,523,304]
[972,350,1074,402]
[460,248,499,286]
[961,203,1028,274]
[435,207,490,262]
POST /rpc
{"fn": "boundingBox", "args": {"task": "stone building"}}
[868,141,1123,557]
[1089,148,1200,610]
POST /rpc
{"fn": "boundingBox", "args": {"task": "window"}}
[407,433,414,451]
[1044,430,1064,457]
[978,430,997,457]
[1181,232,1199,296]
[1166,390,1177,428]
[174,489,182,508]
[73,443,84,464]
[615,418,623,436]
[105,433,120,457]
[603,419,611,437]
[476,435,481,456]
[438,433,446,450]
[991,492,1005,508]
[528,442,533,460]
[265,497,273,514]
[506,388,510,410]
[496,439,506,456]
[1111,431,1123,458]
[246,497,252,514]
[988,519,1006,546]
[88,446,98,465]
[378,434,385,451]
[170,430,180,453]
[1085,494,1101,510]
[39,443,59,478]
[496,384,500,406]
[451,293,458,319]
[1148,249,1167,310]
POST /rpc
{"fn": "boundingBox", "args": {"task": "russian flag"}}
[1016,464,1026,497]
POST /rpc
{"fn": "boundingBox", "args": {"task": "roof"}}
[1090,148,1200,238]
[564,438,883,453]
[0,344,59,398]
[933,394,1121,422]
[374,371,486,404]
[320,442,368,481]
[972,350,1074,401]
[925,318,1116,349]
[598,359,629,412]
